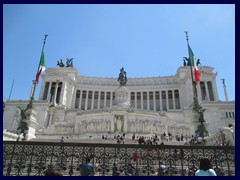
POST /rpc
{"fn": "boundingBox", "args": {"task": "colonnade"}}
[42,81,64,104]
[198,81,215,101]
[40,80,216,111]
[73,89,181,111]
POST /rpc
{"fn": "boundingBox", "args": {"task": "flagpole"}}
[184,31,197,99]
[8,79,15,100]
[30,34,48,101]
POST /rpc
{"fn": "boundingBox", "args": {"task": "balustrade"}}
[3,141,235,176]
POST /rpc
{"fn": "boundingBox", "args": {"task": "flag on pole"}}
[35,50,46,84]
[188,44,200,82]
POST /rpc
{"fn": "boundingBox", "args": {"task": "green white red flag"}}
[188,44,200,82]
[35,50,46,84]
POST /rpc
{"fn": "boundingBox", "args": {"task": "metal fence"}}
[3,141,235,176]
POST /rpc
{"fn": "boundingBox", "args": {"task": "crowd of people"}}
[44,157,217,176]
[49,132,221,176]
[59,132,226,147]
[112,132,194,145]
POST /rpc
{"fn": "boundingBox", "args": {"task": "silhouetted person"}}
[112,162,120,176]
[81,158,94,176]
[60,137,64,143]
[195,157,217,176]
[44,168,63,176]
[157,162,167,176]
[127,163,136,176]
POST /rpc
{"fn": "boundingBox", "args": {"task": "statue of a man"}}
[118,67,127,86]
[221,78,225,86]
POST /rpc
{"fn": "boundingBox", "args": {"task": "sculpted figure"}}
[196,59,201,66]
[57,59,65,67]
[118,67,127,86]
[66,58,73,67]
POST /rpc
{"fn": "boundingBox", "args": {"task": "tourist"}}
[122,137,125,144]
[60,137,64,143]
[80,158,94,176]
[85,158,94,176]
[195,157,217,176]
[132,133,135,140]
[44,168,63,176]
[186,168,195,176]
[133,149,138,161]
[94,163,100,176]
[197,136,202,145]
[117,137,120,144]
[168,132,172,141]
[176,134,180,141]
[156,162,167,176]
[214,141,219,146]
[112,162,120,176]
[127,163,136,176]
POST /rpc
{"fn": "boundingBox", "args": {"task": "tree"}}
[17,107,29,140]
[192,97,209,137]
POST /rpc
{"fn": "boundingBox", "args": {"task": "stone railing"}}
[204,126,235,146]
[3,141,235,176]
[3,129,23,141]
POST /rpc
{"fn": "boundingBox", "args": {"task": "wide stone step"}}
[30,138,187,145]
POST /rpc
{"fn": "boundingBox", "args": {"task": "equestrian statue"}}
[118,67,127,86]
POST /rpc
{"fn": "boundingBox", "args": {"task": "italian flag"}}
[188,44,200,82]
[36,50,46,84]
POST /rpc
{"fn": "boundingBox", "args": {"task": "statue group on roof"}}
[183,57,201,67]
[57,58,74,67]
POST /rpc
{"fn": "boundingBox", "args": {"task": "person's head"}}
[159,165,166,173]
[128,163,132,168]
[199,157,212,171]
[86,158,91,163]
[44,168,63,176]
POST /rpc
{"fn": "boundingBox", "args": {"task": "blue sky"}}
[3,4,235,101]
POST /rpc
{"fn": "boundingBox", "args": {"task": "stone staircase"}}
[30,137,187,146]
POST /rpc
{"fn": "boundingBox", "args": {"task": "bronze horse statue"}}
[118,67,127,86]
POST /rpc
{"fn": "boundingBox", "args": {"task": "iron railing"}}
[3,141,235,176]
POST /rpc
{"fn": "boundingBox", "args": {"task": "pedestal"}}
[113,86,130,108]
[25,108,38,140]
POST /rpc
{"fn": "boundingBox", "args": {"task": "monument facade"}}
[3,65,235,141]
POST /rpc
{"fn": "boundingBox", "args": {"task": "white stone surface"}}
[3,66,235,141]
